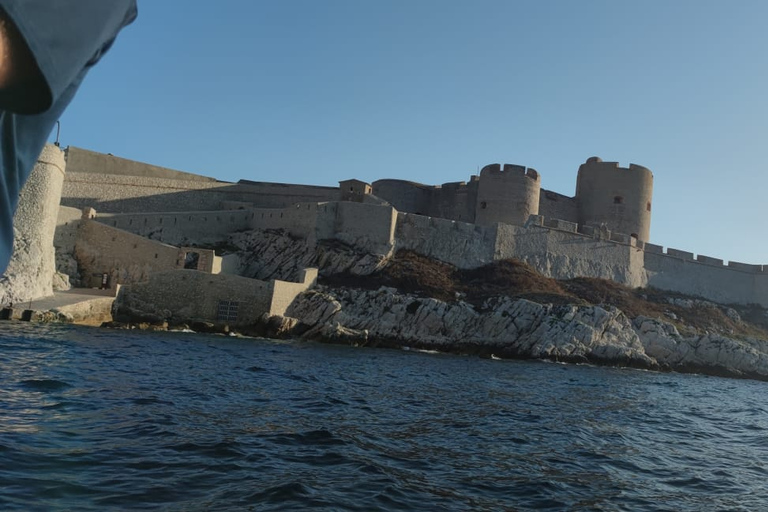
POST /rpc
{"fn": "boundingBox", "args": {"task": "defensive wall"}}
[48,145,768,310]
[115,267,317,326]
[65,146,218,182]
[62,172,340,214]
[94,201,398,256]
[95,209,254,246]
[373,158,653,243]
[74,218,224,289]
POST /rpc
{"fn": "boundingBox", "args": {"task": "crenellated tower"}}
[474,163,541,227]
[575,157,653,242]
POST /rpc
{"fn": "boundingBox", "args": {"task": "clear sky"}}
[53,0,768,264]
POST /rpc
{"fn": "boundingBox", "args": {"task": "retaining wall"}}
[97,210,253,246]
[75,221,181,288]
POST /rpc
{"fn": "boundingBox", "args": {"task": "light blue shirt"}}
[0,0,137,273]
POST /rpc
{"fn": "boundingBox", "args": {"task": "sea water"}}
[1,322,767,511]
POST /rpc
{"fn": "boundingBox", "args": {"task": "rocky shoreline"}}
[107,280,768,383]
[104,231,768,382]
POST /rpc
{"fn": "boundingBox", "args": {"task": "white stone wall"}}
[0,145,65,304]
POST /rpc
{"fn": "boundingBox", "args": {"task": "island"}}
[3,144,768,381]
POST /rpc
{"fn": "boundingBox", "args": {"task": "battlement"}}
[479,163,540,181]
[582,157,651,174]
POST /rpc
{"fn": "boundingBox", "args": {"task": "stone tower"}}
[0,144,66,304]
[474,163,541,227]
[575,157,653,242]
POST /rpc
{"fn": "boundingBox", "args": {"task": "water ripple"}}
[1,323,768,510]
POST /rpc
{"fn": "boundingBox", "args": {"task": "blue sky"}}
[54,1,768,264]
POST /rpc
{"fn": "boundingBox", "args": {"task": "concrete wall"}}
[65,146,217,182]
[0,145,66,304]
[75,220,181,288]
[475,164,541,227]
[576,157,654,242]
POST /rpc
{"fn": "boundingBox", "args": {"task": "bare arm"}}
[0,8,48,113]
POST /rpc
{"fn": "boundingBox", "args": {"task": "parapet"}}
[480,163,540,181]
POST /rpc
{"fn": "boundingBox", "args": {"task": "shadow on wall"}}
[61,178,340,214]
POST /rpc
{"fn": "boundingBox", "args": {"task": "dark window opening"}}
[646,202,651,212]
[630,233,638,239]
[480,201,487,209]
[184,252,200,269]
[613,196,623,204]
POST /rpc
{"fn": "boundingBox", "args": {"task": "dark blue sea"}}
[1,323,767,511]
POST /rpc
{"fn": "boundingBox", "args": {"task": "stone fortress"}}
[4,144,768,326]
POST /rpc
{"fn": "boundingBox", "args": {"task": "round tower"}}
[575,157,653,242]
[0,144,66,304]
[474,163,541,226]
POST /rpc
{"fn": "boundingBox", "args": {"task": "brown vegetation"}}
[320,250,768,340]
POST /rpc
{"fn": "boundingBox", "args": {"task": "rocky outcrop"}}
[285,287,768,380]
[228,229,390,281]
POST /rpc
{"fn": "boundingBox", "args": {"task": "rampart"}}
[96,209,254,246]
[49,146,768,310]
[65,146,217,182]
[115,266,317,326]
[395,213,497,268]
[75,220,182,288]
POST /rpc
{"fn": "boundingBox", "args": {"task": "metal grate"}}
[217,300,239,323]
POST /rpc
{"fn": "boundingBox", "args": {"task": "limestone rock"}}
[287,286,768,381]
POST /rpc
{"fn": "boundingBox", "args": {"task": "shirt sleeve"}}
[0,0,137,113]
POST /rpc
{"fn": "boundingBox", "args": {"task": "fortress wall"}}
[250,203,325,240]
[97,210,253,246]
[644,243,664,254]
[644,252,758,305]
[235,180,339,206]
[55,206,83,257]
[334,202,397,253]
[75,221,181,288]
[429,181,478,223]
[494,221,646,287]
[63,172,232,212]
[666,248,694,260]
[62,172,339,214]
[269,268,318,317]
[394,213,497,268]
[372,179,433,215]
[696,255,724,266]
[65,146,217,182]
[116,269,273,326]
[728,261,763,272]
[538,189,578,223]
